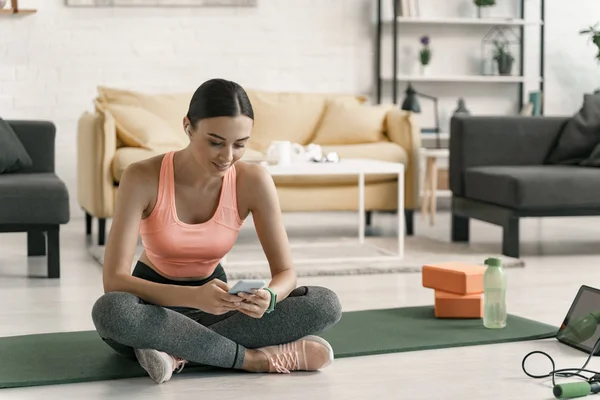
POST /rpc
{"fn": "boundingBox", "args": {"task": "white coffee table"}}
[227,158,405,265]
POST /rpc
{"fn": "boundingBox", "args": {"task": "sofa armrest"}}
[449,116,570,197]
[385,109,421,210]
[8,120,56,173]
[77,111,118,219]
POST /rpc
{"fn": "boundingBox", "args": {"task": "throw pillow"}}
[545,94,600,165]
[94,101,188,150]
[96,86,192,139]
[580,142,600,167]
[0,118,33,174]
[310,100,394,145]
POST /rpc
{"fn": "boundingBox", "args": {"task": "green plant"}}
[474,0,495,6]
[419,35,431,65]
[580,23,600,61]
[492,39,514,75]
[492,39,512,60]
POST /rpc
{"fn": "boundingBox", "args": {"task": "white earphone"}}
[185,126,191,136]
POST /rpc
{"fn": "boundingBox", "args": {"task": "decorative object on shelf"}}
[493,39,514,75]
[395,0,420,17]
[579,23,600,62]
[453,98,470,115]
[401,83,441,148]
[0,0,8,8]
[527,91,542,116]
[473,0,495,18]
[65,0,257,6]
[481,26,520,76]
[519,91,542,116]
[419,35,431,76]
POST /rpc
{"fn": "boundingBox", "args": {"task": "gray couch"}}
[449,115,600,258]
[0,120,70,278]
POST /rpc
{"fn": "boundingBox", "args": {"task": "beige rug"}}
[88,235,524,279]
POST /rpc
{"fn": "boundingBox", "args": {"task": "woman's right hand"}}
[194,279,242,315]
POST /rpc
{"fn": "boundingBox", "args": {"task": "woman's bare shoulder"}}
[118,153,169,217]
[234,161,276,206]
[235,160,271,185]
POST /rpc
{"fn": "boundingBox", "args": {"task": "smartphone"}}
[228,279,266,295]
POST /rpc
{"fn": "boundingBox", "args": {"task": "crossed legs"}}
[91,285,342,380]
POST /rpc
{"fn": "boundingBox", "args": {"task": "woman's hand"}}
[193,279,242,315]
[236,289,271,318]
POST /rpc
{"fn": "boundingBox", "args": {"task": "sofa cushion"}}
[0,173,69,224]
[545,94,600,165]
[0,118,32,174]
[96,102,188,150]
[311,101,394,145]
[272,141,407,187]
[96,86,192,139]
[245,89,368,152]
[464,165,600,209]
[112,147,267,182]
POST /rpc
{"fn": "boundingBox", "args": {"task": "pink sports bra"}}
[139,151,244,278]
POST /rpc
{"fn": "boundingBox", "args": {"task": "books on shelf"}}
[382,0,420,19]
[398,0,420,17]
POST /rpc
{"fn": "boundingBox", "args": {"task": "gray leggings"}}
[91,261,342,370]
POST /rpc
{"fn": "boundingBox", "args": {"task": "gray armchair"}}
[0,120,70,278]
[449,115,600,258]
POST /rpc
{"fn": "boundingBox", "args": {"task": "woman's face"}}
[185,115,253,177]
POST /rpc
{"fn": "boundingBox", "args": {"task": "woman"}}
[91,78,342,384]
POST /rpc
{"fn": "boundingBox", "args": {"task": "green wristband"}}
[263,287,277,314]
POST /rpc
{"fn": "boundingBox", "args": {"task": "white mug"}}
[267,141,304,166]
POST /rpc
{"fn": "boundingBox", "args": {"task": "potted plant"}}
[419,35,431,75]
[580,23,600,62]
[493,39,514,75]
[474,0,495,18]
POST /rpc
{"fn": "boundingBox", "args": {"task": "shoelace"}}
[268,343,300,374]
[173,357,187,374]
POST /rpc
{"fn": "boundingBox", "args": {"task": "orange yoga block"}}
[434,290,483,319]
[422,262,485,295]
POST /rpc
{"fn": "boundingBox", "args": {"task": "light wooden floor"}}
[1,211,600,399]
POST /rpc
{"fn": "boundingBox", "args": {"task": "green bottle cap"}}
[485,257,502,267]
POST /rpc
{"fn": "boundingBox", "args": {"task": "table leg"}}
[429,158,438,226]
[421,157,432,221]
[397,172,404,257]
[358,172,365,244]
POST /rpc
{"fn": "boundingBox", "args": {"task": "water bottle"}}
[483,257,507,329]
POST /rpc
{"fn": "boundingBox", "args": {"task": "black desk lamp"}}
[401,83,441,148]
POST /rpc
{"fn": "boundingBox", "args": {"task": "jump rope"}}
[522,336,600,399]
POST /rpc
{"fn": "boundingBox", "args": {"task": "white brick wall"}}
[1,0,374,218]
[1,0,600,219]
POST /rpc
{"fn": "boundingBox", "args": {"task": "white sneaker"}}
[134,348,187,384]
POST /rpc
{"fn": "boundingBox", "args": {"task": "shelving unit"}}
[394,16,541,26]
[383,74,538,83]
[374,0,546,114]
[0,0,36,15]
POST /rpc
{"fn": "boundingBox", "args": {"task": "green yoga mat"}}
[0,306,557,389]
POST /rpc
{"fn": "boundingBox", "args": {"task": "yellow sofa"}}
[77,86,421,245]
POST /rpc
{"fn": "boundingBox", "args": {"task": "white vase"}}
[420,64,430,76]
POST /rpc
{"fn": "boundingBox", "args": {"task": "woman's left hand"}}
[236,289,271,318]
